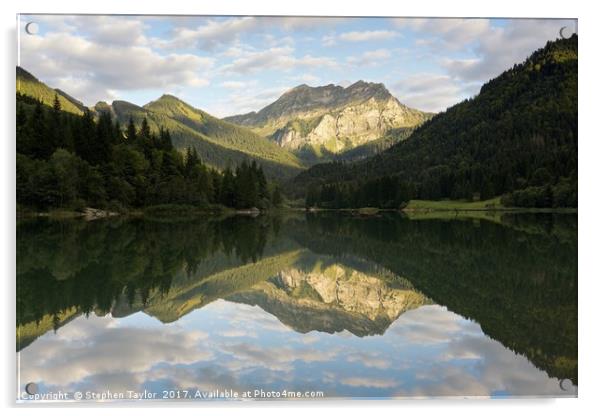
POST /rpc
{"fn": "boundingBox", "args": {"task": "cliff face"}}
[224,81,431,155]
[271,96,426,152]
[228,264,431,336]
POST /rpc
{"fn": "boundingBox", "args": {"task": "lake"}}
[16,212,577,401]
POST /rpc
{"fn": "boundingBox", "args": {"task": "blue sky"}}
[19,15,577,115]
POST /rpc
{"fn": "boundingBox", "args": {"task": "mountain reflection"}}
[17,212,577,388]
[228,263,430,337]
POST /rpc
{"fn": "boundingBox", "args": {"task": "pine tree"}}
[114,120,122,142]
[185,146,199,174]
[220,167,236,207]
[255,163,268,201]
[140,117,151,140]
[16,103,29,154]
[32,100,51,159]
[159,127,173,151]
[271,186,283,207]
[49,93,64,149]
[126,116,137,142]
[52,93,61,113]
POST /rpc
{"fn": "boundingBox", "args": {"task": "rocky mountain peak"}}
[344,80,391,101]
[222,80,430,159]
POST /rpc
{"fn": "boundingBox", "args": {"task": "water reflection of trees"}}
[17,213,577,385]
[17,216,281,329]
[293,212,578,384]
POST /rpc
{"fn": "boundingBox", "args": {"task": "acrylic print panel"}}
[16,14,578,402]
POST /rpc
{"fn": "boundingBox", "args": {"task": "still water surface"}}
[16,212,577,400]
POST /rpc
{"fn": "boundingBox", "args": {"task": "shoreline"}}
[16,205,292,220]
[17,205,577,220]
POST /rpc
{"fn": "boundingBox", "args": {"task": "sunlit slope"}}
[109,96,304,178]
[16,67,85,115]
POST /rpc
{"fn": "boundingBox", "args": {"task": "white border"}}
[2,1,600,415]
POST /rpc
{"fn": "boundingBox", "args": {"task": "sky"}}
[18,15,577,116]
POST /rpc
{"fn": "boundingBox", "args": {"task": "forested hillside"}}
[16,93,283,212]
[113,94,304,178]
[17,67,86,115]
[16,67,303,180]
[294,35,578,209]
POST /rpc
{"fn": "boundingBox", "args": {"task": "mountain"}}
[224,81,431,160]
[294,35,578,207]
[16,67,85,115]
[95,95,304,178]
[16,68,304,179]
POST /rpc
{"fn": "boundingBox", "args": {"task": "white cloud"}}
[292,73,321,84]
[442,19,577,83]
[220,81,250,89]
[323,30,400,47]
[218,328,257,338]
[74,16,151,47]
[395,18,576,86]
[340,376,398,389]
[322,34,337,47]
[346,351,391,369]
[20,31,213,105]
[387,304,475,344]
[157,16,345,51]
[392,74,472,112]
[220,46,338,75]
[266,17,346,31]
[347,49,391,67]
[19,315,212,390]
[219,46,247,58]
[339,30,400,42]
[263,34,295,48]
[212,86,290,117]
[388,19,577,111]
[394,333,575,398]
[167,17,260,51]
[222,341,339,366]
[392,18,491,47]
[26,15,156,48]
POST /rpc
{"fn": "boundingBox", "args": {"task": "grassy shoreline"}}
[404,197,504,211]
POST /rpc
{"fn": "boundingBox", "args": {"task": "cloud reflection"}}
[18,300,572,399]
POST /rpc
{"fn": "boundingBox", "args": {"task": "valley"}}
[16,36,577,215]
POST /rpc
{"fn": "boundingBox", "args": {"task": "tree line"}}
[305,175,412,209]
[16,92,283,212]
